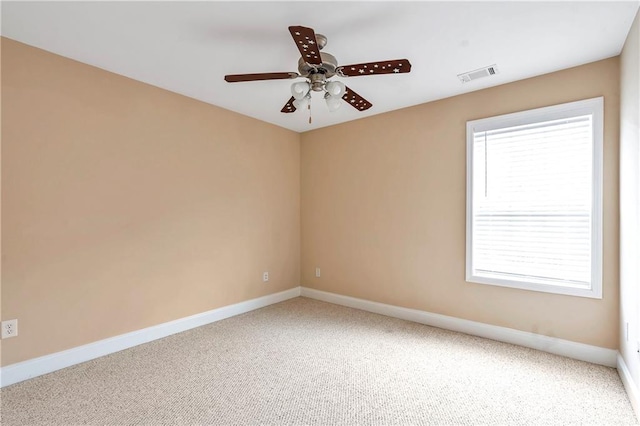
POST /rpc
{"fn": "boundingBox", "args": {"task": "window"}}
[466,97,603,298]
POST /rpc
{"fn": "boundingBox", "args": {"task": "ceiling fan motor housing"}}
[297,52,339,81]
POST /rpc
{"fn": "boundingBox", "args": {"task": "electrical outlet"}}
[315,267,321,278]
[263,271,269,282]
[2,319,18,339]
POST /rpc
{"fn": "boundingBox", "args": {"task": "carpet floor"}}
[1,297,636,425]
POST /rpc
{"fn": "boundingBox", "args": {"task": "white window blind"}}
[466,98,603,298]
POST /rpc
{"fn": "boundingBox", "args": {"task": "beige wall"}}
[1,38,300,366]
[1,35,625,367]
[301,58,620,349]
[620,9,640,391]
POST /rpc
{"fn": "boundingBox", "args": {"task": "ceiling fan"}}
[224,26,411,116]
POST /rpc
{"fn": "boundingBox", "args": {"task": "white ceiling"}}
[2,1,639,133]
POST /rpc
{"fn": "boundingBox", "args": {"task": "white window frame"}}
[466,97,604,299]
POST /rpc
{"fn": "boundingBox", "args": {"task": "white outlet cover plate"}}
[2,319,18,339]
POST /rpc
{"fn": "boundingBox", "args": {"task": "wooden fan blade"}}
[337,59,411,77]
[224,72,298,83]
[288,26,322,66]
[342,86,373,111]
[281,97,296,113]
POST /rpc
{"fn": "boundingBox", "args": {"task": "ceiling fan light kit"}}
[224,25,412,120]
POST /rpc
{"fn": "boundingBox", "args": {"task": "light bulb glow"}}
[325,81,346,97]
[291,81,311,100]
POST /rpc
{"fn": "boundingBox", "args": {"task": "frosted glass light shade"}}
[325,94,342,112]
[291,81,311,100]
[325,80,346,97]
[293,95,310,110]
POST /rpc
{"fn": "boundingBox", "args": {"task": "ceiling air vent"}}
[458,64,499,83]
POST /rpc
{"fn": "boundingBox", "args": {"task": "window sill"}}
[466,273,602,299]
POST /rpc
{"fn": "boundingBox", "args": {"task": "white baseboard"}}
[0,287,301,388]
[618,353,640,421]
[1,286,620,389]
[300,287,618,367]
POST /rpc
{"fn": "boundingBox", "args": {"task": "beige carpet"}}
[1,297,636,425]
